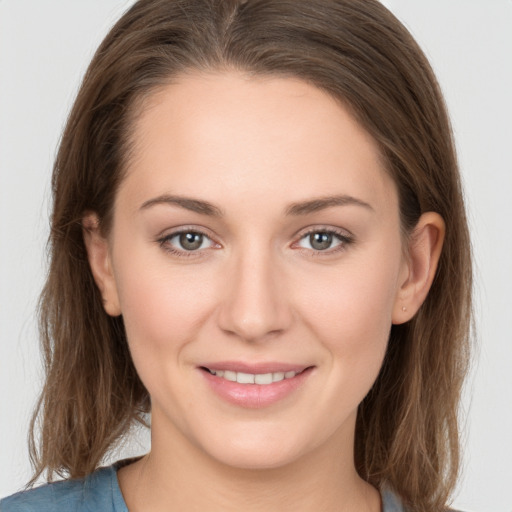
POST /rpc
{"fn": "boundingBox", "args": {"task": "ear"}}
[82,212,122,317]
[392,212,445,324]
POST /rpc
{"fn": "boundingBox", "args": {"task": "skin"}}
[84,71,444,511]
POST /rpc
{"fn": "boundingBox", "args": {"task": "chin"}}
[207,444,305,471]
[194,422,328,472]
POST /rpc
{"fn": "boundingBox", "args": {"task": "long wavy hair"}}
[29,1,472,511]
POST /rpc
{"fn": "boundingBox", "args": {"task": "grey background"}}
[1,1,511,511]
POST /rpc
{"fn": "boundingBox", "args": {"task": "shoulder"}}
[381,487,406,512]
[381,488,466,512]
[0,465,124,512]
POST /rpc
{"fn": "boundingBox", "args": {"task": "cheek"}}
[112,249,218,355]
[297,250,401,367]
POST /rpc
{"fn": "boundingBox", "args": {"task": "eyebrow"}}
[285,195,374,215]
[140,195,224,217]
[139,193,374,217]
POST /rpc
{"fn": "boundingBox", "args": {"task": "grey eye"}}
[179,232,204,250]
[297,231,344,252]
[309,232,334,250]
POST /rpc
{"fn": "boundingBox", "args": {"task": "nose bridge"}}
[217,240,291,341]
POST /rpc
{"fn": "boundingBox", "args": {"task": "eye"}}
[295,229,353,253]
[158,229,217,255]
[175,232,208,251]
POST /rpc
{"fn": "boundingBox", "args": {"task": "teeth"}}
[209,369,299,384]
[272,372,284,382]
[254,373,272,385]
[224,370,237,382]
[237,372,255,384]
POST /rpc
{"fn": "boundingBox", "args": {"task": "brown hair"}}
[29,1,472,510]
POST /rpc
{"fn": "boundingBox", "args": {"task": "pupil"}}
[180,232,203,250]
[310,232,332,250]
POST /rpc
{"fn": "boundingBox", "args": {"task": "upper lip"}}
[199,361,312,374]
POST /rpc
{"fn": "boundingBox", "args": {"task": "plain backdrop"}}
[1,1,511,511]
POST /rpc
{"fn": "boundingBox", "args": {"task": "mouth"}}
[198,363,314,408]
[200,366,306,385]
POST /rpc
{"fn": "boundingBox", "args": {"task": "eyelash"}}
[156,227,354,259]
[293,227,354,256]
[157,227,215,259]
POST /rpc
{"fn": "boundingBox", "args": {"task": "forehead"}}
[120,71,397,215]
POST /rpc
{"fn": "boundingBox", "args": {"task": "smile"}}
[200,365,313,408]
[205,368,300,385]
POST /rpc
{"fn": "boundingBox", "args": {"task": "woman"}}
[1,0,471,511]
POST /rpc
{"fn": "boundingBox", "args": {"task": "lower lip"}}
[200,368,313,408]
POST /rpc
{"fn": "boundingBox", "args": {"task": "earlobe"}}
[392,212,445,324]
[82,212,122,317]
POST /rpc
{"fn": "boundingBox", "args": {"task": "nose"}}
[217,246,293,342]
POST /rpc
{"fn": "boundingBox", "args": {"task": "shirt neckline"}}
[109,459,403,512]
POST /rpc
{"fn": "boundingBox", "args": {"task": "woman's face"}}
[97,72,409,469]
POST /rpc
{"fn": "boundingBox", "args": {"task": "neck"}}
[118,414,380,512]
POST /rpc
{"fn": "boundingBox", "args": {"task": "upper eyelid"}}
[157,225,216,241]
[294,225,353,240]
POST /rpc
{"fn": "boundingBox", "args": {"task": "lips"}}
[199,362,313,408]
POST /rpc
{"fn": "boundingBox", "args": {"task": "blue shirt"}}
[1,461,405,511]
